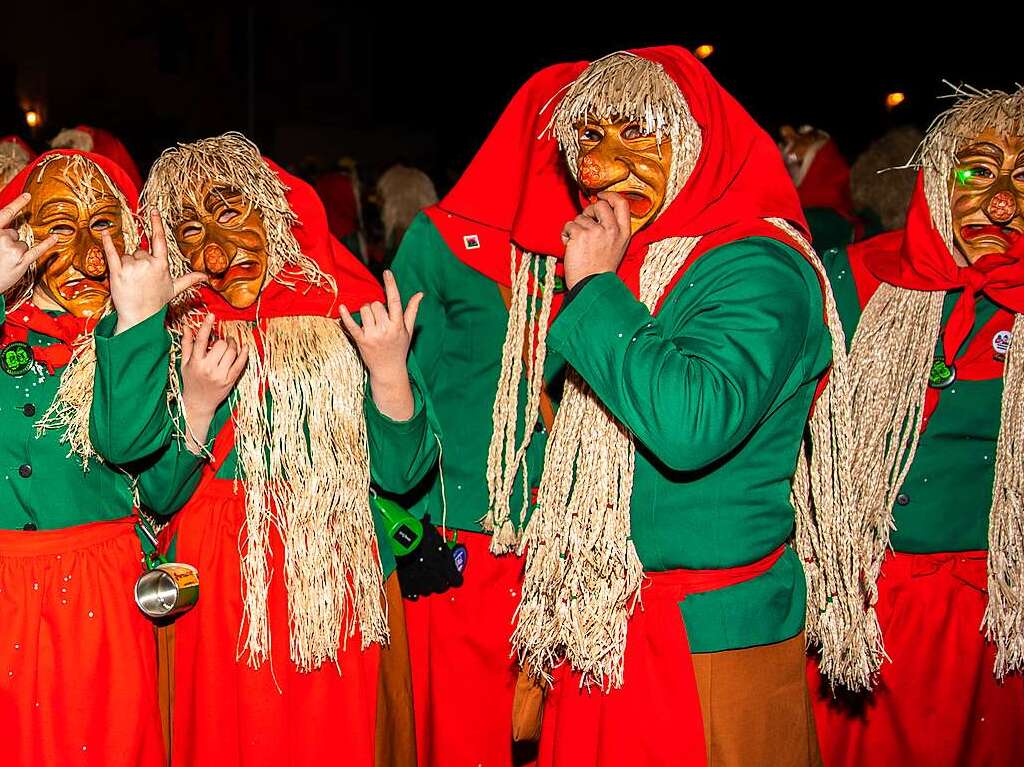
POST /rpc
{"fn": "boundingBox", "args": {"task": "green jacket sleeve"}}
[130,438,207,518]
[547,239,823,473]
[90,307,175,464]
[364,354,440,495]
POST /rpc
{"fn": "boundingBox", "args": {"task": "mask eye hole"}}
[49,224,74,237]
[90,218,114,233]
[179,223,203,240]
[620,123,644,141]
[217,208,240,225]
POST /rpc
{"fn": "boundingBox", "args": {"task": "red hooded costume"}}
[808,175,1024,767]
[414,45,827,767]
[0,150,166,767]
[162,160,399,767]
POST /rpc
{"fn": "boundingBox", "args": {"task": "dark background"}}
[1,8,1017,191]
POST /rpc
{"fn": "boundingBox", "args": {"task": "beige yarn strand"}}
[985,312,1024,677]
[482,248,556,553]
[222,315,387,672]
[768,217,888,690]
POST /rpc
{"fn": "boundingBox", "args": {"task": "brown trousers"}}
[375,572,417,767]
[691,632,822,767]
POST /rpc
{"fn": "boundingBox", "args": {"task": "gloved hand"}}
[395,515,465,600]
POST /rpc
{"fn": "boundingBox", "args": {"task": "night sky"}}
[2,9,1019,192]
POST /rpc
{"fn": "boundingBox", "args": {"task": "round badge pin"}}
[928,358,956,389]
[993,330,1012,357]
[0,342,35,377]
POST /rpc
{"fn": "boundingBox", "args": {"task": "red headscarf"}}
[196,158,383,323]
[797,138,856,221]
[428,46,810,308]
[52,126,144,193]
[0,149,139,370]
[854,172,1024,423]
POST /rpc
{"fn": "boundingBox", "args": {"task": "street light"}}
[885,92,906,110]
[695,44,714,60]
[25,110,40,128]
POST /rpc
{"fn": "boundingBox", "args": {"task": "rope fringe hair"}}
[220,317,387,671]
[481,248,555,552]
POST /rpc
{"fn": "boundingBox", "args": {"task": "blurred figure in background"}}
[780,124,863,250]
[317,157,368,262]
[0,136,34,187]
[849,125,924,233]
[50,125,144,192]
[376,164,437,270]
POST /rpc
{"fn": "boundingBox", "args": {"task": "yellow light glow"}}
[885,92,906,109]
[25,110,40,128]
[695,45,714,60]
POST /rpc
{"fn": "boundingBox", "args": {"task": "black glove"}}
[395,515,465,600]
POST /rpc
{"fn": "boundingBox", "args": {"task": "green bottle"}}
[372,495,424,557]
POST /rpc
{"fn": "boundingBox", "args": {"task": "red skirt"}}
[404,528,530,767]
[0,518,163,767]
[168,475,381,767]
[538,546,786,767]
[809,551,1024,767]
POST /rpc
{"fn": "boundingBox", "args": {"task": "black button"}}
[18,464,32,478]
[896,493,910,506]
[22,522,36,531]
[534,420,546,434]
[22,404,35,417]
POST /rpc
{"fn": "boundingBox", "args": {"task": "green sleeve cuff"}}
[363,372,426,430]
[548,272,653,370]
[96,305,169,344]
[91,306,174,465]
[365,356,440,495]
[0,294,7,325]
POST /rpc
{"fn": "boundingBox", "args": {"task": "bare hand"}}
[339,270,423,421]
[108,210,207,334]
[0,193,58,294]
[560,191,632,290]
[179,313,248,454]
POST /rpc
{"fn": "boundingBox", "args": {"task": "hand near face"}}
[179,313,248,454]
[339,270,423,421]
[561,192,632,290]
[107,210,208,334]
[0,194,58,294]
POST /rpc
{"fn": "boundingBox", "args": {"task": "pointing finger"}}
[0,194,30,230]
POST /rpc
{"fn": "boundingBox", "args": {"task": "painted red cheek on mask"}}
[988,190,1017,222]
[579,155,603,188]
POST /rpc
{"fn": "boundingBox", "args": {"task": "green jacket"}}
[824,245,1000,553]
[0,300,204,531]
[396,214,830,653]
